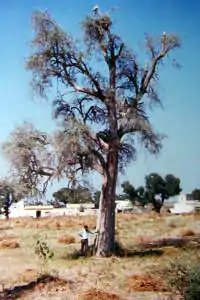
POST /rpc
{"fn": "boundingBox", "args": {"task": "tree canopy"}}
[191,189,200,201]
[53,187,92,204]
[3,12,180,196]
[122,181,148,207]
[0,180,21,219]
[122,173,182,212]
[2,8,180,255]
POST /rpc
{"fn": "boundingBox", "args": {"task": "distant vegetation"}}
[122,172,182,213]
[52,187,92,204]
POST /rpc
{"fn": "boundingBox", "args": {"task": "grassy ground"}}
[0,213,199,299]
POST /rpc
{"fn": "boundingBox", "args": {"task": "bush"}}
[0,240,20,249]
[180,229,195,237]
[58,235,75,244]
[185,266,200,300]
[167,260,200,299]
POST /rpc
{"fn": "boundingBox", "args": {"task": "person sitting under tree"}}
[79,225,97,256]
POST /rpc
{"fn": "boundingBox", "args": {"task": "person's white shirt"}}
[80,229,90,239]
[79,229,96,240]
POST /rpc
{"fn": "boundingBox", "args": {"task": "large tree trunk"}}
[96,149,118,256]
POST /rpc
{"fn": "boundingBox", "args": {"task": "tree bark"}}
[96,149,118,256]
[152,198,164,213]
[5,193,10,219]
[4,205,9,219]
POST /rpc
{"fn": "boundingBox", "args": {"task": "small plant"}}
[35,240,54,274]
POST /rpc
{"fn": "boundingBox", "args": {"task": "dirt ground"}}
[0,213,199,299]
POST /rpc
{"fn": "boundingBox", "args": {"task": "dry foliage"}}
[0,234,17,241]
[168,221,177,229]
[18,269,37,282]
[78,289,123,300]
[180,229,195,237]
[126,273,168,292]
[58,234,75,244]
[9,216,96,230]
[0,240,20,249]
[163,246,180,256]
[134,235,155,245]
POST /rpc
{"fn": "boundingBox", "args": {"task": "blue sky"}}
[0,0,199,197]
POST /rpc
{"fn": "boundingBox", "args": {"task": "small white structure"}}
[8,200,67,218]
[115,200,143,213]
[116,200,133,212]
[0,200,96,219]
[171,194,200,214]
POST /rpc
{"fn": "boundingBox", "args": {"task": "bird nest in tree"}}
[83,15,112,42]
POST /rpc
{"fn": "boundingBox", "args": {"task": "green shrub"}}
[185,266,200,300]
[166,260,200,299]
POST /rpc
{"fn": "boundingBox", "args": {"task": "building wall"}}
[4,199,96,219]
[170,194,200,214]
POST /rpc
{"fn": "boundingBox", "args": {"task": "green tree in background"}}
[191,189,200,201]
[0,180,20,219]
[122,173,181,213]
[53,187,92,204]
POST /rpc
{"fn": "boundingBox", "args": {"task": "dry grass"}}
[0,240,20,249]
[10,215,96,230]
[180,228,195,237]
[134,235,155,245]
[17,269,37,283]
[0,234,17,241]
[78,289,124,300]
[0,213,199,299]
[0,233,20,249]
[58,234,75,244]
[125,273,167,292]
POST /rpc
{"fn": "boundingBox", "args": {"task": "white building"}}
[0,200,96,219]
[170,194,200,214]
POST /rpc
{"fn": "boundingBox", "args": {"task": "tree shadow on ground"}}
[139,235,200,250]
[65,245,96,260]
[62,235,200,260]
[64,243,164,260]
[114,241,164,257]
[0,274,69,300]
[114,235,200,258]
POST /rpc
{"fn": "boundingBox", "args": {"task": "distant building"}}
[170,194,200,214]
[0,199,96,219]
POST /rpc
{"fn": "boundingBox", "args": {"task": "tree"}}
[122,173,181,212]
[93,190,101,208]
[145,173,182,213]
[2,122,54,196]
[0,180,20,219]
[121,181,148,206]
[3,10,180,256]
[191,189,200,201]
[53,187,92,204]
[121,181,137,202]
